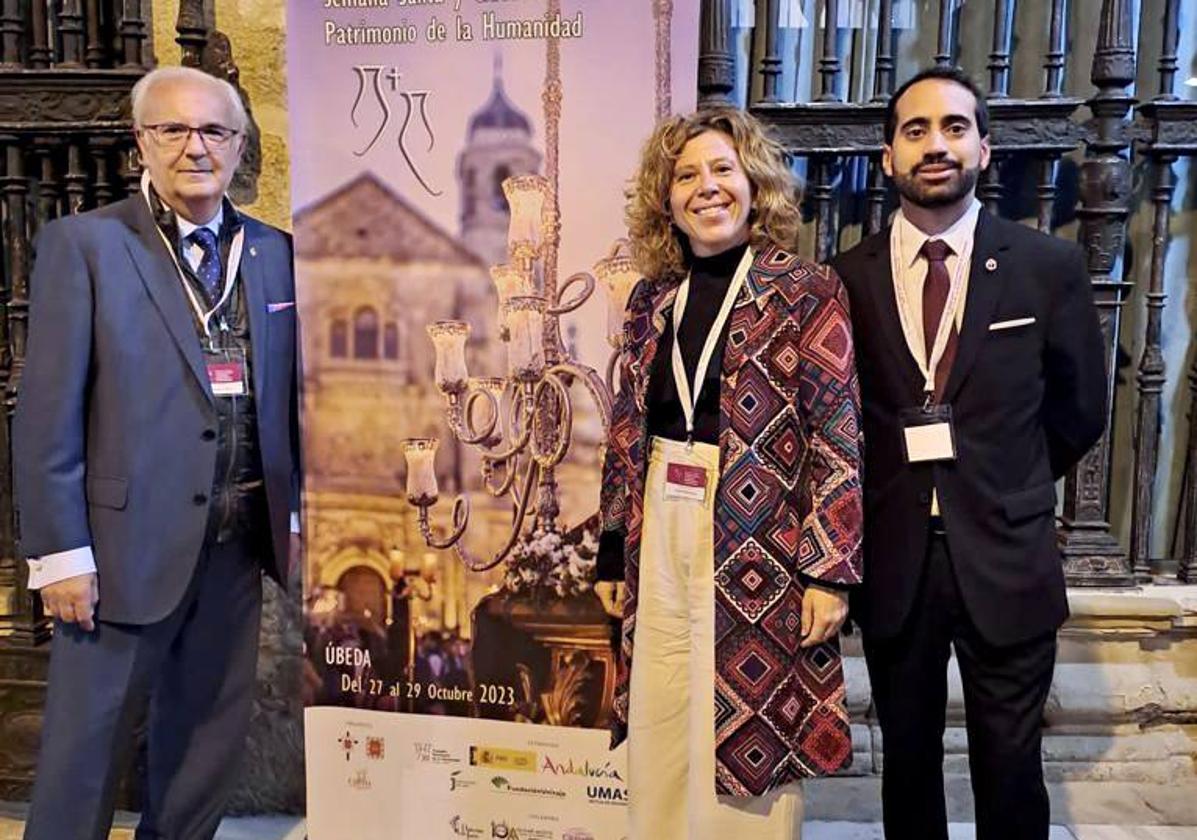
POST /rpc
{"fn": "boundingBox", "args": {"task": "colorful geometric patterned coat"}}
[600,245,864,796]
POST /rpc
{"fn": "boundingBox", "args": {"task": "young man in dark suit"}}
[830,67,1107,840]
[15,66,300,840]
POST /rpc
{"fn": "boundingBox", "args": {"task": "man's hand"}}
[594,581,627,619]
[800,583,848,648]
[40,572,99,632]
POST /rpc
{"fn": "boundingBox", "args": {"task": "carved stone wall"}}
[151,0,291,230]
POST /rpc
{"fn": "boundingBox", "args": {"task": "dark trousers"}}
[863,531,1057,840]
[24,538,263,840]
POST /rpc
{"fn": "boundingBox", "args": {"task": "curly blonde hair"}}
[625,107,802,284]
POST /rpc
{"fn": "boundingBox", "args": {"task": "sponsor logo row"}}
[449,816,597,840]
[333,733,628,819]
[334,733,621,782]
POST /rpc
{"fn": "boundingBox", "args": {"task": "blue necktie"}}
[186,227,222,304]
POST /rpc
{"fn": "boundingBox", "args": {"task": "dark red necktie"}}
[920,238,957,399]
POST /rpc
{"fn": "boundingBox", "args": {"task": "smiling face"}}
[883,78,990,211]
[134,77,245,224]
[668,130,754,258]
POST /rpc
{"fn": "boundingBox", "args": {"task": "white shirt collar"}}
[176,205,223,241]
[894,197,982,268]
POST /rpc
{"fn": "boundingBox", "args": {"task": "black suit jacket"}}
[14,195,300,624]
[830,211,1106,646]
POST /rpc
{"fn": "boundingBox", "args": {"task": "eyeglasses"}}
[139,122,241,149]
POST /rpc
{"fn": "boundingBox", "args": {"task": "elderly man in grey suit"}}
[15,66,299,840]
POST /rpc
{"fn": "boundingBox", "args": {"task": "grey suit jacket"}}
[14,194,300,625]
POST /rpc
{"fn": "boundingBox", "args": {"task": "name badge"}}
[899,404,956,463]
[204,344,248,398]
[664,462,708,502]
[207,361,245,396]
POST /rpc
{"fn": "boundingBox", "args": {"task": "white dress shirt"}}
[889,198,982,515]
[26,208,222,590]
[889,197,981,365]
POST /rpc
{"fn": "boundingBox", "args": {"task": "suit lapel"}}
[941,211,1008,403]
[863,232,924,392]
[123,197,214,404]
[240,224,270,402]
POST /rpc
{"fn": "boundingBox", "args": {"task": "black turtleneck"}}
[645,240,749,445]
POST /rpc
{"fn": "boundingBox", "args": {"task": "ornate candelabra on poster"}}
[404,193,641,569]
[401,0,651,573]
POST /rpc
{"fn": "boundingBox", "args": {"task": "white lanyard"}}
[671,247,753,444]
[889,220,971,398]
[141,171,244,347]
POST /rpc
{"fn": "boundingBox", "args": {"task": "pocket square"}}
[267,301,295,313]
[989,316,1035,332]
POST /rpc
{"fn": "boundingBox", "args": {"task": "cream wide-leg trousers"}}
[627,436,804,840]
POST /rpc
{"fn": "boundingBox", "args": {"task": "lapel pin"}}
[985,257,997,272]
[249,246,258,257]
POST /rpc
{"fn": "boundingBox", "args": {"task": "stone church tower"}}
[457,57,542,265]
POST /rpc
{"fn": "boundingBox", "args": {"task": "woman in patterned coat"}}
[594,107,864,838]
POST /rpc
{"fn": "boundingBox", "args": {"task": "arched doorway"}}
[336,566,387,625]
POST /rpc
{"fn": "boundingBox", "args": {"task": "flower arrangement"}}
[503,525,598,599]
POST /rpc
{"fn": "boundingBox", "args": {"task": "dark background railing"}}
[699,0,1197,587]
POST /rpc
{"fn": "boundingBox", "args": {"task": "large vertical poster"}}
[286,1,698,836]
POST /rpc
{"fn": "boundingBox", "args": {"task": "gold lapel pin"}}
[985,257,997,272]
[249,246,258,257]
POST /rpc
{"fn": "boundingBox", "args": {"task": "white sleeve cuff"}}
[290,511,301,534]
[26,545,96,590]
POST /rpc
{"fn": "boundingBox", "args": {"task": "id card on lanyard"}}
[662,247,753,501]
[142,172,247,397]
[206,350,247,396]
[889,221,969,463]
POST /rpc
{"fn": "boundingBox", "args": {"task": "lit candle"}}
[426,320,470,394]
[502,174,550,262]
[420,552,438,583]
[490,263,532,306]
[388,549,409,583]
[490,264,532,332]
[402,438,440,506]
[504,295,546,381]
[594,252,641,346]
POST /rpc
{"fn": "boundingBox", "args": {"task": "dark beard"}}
[893,162,980,208]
